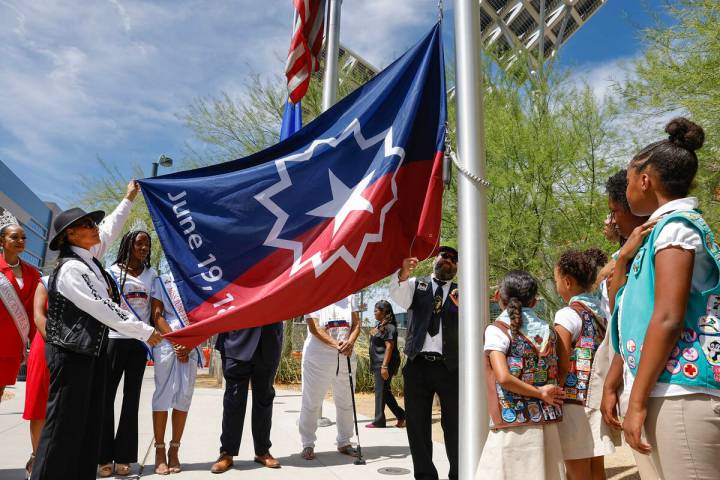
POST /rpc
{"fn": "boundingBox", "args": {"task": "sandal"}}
[98,463,113,478]
[155,443,170,476]
[301,447,316,460]
[168,441,182,473]
[115,463,131,476]
[337,445,359,457]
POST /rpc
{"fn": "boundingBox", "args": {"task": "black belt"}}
[418,352,444,362]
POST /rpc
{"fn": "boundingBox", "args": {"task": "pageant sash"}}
[157,278,203,368]
[0,269,30,359]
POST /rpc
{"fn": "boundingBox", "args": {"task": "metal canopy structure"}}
[479,0,606,68]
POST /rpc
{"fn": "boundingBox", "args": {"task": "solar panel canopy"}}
[479,0,606,68]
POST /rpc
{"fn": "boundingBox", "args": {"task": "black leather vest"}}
[404,276,459,371]
[46,251,121,357]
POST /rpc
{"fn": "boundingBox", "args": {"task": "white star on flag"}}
[306,169,375,236]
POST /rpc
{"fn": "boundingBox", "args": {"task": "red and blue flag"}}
[140,25,446,347]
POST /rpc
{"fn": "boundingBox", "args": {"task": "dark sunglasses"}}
[439,251,458,263]
[71,218,98,229]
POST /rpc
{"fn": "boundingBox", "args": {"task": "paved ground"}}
[0,368,448,480]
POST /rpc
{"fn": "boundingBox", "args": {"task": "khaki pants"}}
[632,394,720,480]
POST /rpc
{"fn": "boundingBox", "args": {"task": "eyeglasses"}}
[71,218,98,229]
[439,251,458,263]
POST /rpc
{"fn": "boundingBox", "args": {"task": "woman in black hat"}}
[31,181,162,480]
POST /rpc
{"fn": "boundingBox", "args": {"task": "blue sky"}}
[0,0,663,208]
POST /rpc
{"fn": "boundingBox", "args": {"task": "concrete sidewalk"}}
[0,368,449,479]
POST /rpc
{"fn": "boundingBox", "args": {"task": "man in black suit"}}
[389,246,458,480]
[210,323,284,473]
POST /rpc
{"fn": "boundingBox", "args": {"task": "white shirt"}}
[305,295,358,354]
[55,199,155,341]
[621,197,720,399]
[389,270,451,354]
[484,317,511,353]
[107,265,158,339]
[554,307,583,342]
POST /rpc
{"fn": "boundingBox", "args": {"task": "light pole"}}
[151,155,173,177]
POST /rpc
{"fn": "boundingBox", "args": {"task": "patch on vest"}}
[699,335,720,366]
[417,281,429,291]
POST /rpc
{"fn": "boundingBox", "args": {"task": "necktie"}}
[428,280,446,337]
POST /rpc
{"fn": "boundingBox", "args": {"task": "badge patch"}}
[548,365,558,379]
[626,355,636,369]
[576,348,592,360]
[666,359,681,375]
[683,362,699,379]
[565,387,577,399]
[698,315,720,335]
[528,402,542,422]
[681,328,698,343]
[713,366,720,382]
[576,359,592,371]
[522,373,535,384]
[626,339,636,353]
[417,281,429,291]
[577,371,589,381]
[579,336,594,348]
[699,334,720,366]
[577,381,587,391]
[565,373,577,387]
[682,347,699,362]
[516,411,527,423]
[502,408,516,423]
[707,295,720,318]
[508,357,523,369]
[534,370,548,383]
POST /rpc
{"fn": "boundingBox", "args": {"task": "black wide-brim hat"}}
[49,207,105,251]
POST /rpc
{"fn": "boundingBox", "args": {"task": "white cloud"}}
[0,0,439,207]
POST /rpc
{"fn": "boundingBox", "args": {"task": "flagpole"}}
[454,1,490,479]
[321,0,342,111]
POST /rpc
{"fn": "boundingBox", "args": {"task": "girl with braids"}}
[553,249,619,479]
[367,300,405,428]
[98,230,159,477]
[612,117,720,478]
[477,270,565,480]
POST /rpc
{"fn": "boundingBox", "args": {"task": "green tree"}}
[620,0,720,224]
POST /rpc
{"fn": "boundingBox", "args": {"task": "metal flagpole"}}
[317,0,342,428]
[453,1,490,479]
[321,0,342,111]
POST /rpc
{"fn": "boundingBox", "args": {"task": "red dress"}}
[0,257,39,386]
[23,332,49,420]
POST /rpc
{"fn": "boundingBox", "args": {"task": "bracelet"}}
[381,365,388,369]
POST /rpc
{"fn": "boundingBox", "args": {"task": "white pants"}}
[299,347,357,449]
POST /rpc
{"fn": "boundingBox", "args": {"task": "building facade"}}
[0,160,53,269]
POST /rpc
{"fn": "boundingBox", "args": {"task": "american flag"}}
[285,0,327,104]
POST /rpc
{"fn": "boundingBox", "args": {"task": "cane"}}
[130,436,155,479]
[345,355,366,465]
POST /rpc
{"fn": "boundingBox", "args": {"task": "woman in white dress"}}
[150,273,200,475]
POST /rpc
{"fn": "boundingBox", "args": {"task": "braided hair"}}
[497,270,538,336]
[113,230,152,294]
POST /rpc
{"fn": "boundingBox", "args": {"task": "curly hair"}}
[606,169,630,211]
[630,117,705,197]
[497,270,538,336]
[557,248,608,290]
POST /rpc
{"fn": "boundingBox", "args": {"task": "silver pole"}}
[321,0,342,111]
[454,1,490,479]
[318,2,341,428]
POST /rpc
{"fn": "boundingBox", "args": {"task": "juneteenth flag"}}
[140,24,446,347]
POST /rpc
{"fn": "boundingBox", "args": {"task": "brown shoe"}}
[210,454,234,474]
[254,453,281,469]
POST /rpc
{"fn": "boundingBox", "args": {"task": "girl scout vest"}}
[613,210,720,389]
[485,316,563,429]
[562,301,607,406]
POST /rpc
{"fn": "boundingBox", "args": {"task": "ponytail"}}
[497,270,539,337]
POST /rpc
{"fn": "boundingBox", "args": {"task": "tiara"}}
[0,209,19,230]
